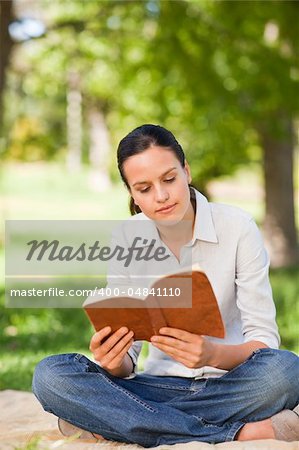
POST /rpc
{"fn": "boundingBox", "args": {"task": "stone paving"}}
[0,390,298,450]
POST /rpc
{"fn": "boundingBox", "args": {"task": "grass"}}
[0,162,298,391]
[270,266,299,352]
[0,296,149,392]
[0,296,93,390]
[14,433,86,449]
[0,162,130,225]
[15,436,42,450]
[1,264,297,391]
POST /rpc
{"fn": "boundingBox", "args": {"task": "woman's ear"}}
[128,187,139,207]
[184,160,192,184]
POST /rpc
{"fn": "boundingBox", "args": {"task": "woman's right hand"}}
[89,326,134,377]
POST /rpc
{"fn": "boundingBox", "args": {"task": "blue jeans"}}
[32,348,299,447]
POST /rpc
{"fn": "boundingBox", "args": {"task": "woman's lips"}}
[156,203,177,214]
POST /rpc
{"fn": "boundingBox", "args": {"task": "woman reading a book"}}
[33,124,299,446]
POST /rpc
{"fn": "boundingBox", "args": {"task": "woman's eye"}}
[140,186,150,193]
[164,177,176,183]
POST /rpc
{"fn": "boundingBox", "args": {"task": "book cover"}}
[83,266,225,341]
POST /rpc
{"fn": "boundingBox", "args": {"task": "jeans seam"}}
[131,380,191,391]
[74,353,88,363]
[214,348,275,382]
[166,390,202,404]
[225,421,244,441]
[99,373,157,412]
[61,416,116,436]
[59,415,130,442]
[71,354,98,374]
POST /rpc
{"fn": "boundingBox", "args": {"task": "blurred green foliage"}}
[3,0,299,189]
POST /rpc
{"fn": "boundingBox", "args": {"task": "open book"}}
[83,266,225,341]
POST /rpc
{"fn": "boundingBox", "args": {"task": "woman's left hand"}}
[150,327,217,369]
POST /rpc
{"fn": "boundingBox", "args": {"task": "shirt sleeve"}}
[235,217,280,349]
[127,341,143,372]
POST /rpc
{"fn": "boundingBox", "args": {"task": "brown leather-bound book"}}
[83,266,225,341]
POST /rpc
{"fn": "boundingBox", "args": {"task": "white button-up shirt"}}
[107,189,280,379]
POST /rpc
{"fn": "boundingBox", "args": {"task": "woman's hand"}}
[150,327,216,369]
[151,328,268,370]
[89,326,134,377]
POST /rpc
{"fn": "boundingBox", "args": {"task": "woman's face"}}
[123,146,193,224]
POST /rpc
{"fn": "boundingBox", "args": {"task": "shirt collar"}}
[131,188,218,246]
[190,188,218,244]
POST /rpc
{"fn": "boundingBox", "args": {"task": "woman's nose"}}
[155,186,169,202]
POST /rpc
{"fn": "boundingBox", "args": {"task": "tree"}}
[147,0,299,267]
[213,0,299,267]
[3,0,298,266]
[0,0,14,134]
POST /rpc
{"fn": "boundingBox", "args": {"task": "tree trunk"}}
[66,70,82,171]
[88,108,111,192]
[0,0,14,135]
[260,116,298,268]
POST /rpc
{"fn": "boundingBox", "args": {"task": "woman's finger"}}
[158,327,198,342]
[101,331,134,363]
[90,326,128,353]
[89,326,111,351]
[151,341,195,362]
[151,335,187,350]
[107,338,134,367]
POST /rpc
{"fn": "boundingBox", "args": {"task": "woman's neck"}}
[157,200,195,248]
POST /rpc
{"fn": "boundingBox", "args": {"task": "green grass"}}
[0,162,298,391]
[1,266,298,391]
[0,162,130,391]
[270,266,299,352]
[0,162,130,229]
[0,288,149,391]
[0,162,149,391]
[0,296,93,390]
[15,437,42,450]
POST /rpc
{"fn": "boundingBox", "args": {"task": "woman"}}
[33,124,299,446]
